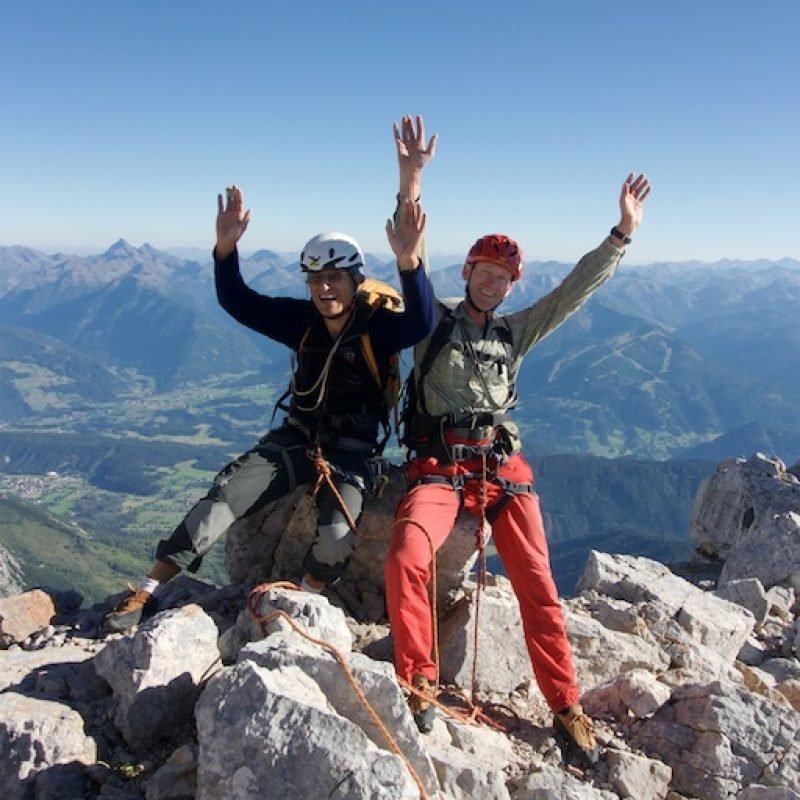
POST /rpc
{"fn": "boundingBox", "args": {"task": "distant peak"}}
[247,249,283,262]
[103,239,137,258]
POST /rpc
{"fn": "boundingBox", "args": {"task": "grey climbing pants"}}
[155,424,372,584]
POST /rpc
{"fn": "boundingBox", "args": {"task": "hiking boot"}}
[103,588,156,633]
[553,705,601,766]
[408,673,436,733]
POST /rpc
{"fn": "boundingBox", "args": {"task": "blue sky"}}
[1,0,797,264]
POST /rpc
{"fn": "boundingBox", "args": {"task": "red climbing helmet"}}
[465,234,524,281]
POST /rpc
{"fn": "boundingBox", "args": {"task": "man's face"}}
[307,268,356,318]
[462,261,514,311]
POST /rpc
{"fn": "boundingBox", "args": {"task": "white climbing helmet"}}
[300,232,365,280]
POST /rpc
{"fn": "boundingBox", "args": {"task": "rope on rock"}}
[247,581,430,800]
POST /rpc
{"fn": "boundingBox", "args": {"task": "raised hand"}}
[394,115,437,201]
[386,199,427,271]
[394,114,437,174]
[216,185,252,259]
[617,173,651,237]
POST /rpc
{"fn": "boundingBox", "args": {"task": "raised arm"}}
[609,173,651,246]
[394,114,437,202]
[514,172,653,355]
[215,185,252,260]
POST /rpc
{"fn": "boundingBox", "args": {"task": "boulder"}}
[576,552,754,662]
[0,588,56,645]
[565,606,672,693]
[721,512,800,590]
[633,680,800,799]
[0,639,102,694]
[582,669,672,720]
[94,604,220,751]
[438,577,533,694]
[606,749,672,800]
[716,578,770,627]
[144,743,197,800]
[239,631,439,793]
[690,453,800,563]
[0,692,96,800]
[509,764,617,799]
[247,584,353,652]
[195,659,427,799]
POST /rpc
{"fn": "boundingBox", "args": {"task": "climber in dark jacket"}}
[104,185,435,633]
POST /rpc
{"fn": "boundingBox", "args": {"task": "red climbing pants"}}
[385,452,580,712]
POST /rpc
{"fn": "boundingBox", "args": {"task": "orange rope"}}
[307,446,360,532]
[471,451,489,706]
[248,582,430,800]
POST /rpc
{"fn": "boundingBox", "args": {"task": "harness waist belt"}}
[286,417,376,453]
[446,442,495,462]
[443,424,496,444]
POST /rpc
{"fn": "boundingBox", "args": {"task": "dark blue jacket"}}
[215,249,436,445]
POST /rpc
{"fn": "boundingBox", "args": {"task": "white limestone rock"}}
[247,584,353,652]
[576,551,754,662]
[757,657,800,685]
[565,608,672,694]
[632,680,800,799]
[437,579,533,693]
[0,692,96,800]
[0,639,101,693]
[94,604,220,751]
[195,659,425,799]
[224,469,479,621]
[738,787,800,799]
[443,716,517,770]
[690,453,800,561]
[239,631,439,793]
[716,578,770,627]
[429,745,512,800]
[721,512,800,590]
[509,764,617,799]
[224,485,312,585]
[582,669,672,720]
[606,749,672,800]
[420,716,518,800]
[573,590,741,692]
[766,585,796,620]
[738,636,769,666]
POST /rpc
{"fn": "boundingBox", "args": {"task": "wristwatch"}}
[610,226,632,245]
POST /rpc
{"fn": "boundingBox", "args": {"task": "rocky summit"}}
[1,452,799,799]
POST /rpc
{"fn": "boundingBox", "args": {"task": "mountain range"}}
[1,241,798,462]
